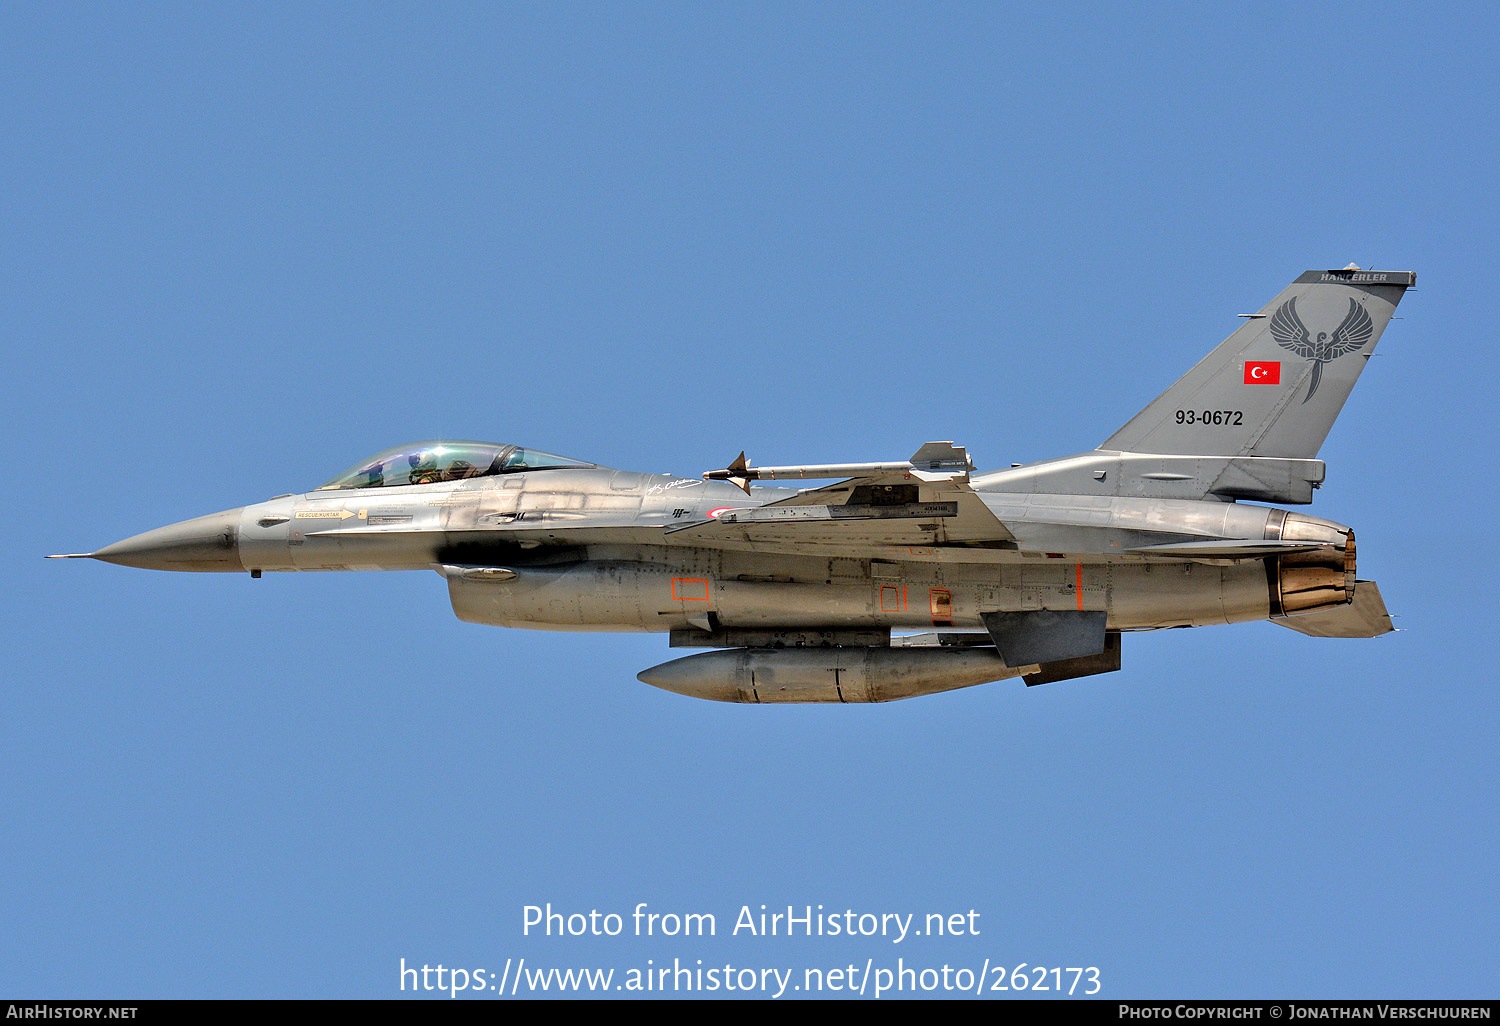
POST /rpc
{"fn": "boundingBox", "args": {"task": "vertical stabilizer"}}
[1101,269,1413,459]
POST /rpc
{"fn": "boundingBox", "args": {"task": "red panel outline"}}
[670,577,711,601]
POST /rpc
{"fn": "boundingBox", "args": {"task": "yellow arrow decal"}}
[294,510,357,520]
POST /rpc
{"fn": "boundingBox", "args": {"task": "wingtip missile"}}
[907,441,973,472]
[703,447,956,487]
[703,451,753,493]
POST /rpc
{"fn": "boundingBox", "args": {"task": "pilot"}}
[407,451,441,485]
[443,459,478,481]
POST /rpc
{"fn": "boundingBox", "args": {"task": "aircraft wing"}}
[763,470,1015,545]
[674,443,1015,554]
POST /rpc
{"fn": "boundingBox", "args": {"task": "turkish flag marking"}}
[1244,361,1281,384]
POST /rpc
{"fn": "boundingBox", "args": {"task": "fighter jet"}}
[52,267,1412,703]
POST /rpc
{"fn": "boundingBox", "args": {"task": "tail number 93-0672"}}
[1175,409,1243,426]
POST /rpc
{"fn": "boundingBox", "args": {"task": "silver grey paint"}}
[53,269,1410,702]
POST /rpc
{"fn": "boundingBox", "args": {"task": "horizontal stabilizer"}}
[1274,580,1393,638]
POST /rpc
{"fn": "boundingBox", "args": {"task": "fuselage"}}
[86,462,1352,637]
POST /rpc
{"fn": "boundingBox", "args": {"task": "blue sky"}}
[4,2,1497,999]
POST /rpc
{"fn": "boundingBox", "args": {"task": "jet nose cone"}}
[90,508,245,572]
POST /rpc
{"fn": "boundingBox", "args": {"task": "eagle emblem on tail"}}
[1269,296,1374,403]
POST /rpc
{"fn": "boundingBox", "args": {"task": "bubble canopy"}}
[316,441,596,491]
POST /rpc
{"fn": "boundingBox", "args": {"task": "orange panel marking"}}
[880,585,901,612]
[929,588,952,625]
[1075,563,1084,611]
[671,577,711,601]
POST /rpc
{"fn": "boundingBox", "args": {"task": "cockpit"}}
[315,441,597,491]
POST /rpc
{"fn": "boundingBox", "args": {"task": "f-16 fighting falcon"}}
[53,267,1412,703]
